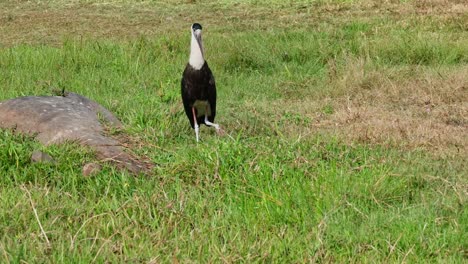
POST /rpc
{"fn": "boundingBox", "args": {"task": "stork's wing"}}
[206,69,217,123]
[181,72,195,128]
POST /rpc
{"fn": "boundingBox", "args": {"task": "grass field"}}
[0,0,467,262]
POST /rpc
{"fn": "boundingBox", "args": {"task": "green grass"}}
[0,0,467,262]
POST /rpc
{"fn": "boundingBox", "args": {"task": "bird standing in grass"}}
[181,23,220,142]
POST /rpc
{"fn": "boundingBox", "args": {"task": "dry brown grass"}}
[1,1,466,46]
[0,2,163,46]
[276,60,468,156]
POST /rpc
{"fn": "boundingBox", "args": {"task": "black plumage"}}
[181,62,217,129]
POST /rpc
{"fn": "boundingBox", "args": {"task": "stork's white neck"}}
[189,31,205,70]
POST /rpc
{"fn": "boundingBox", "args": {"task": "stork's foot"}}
[204,116,220,130]
[215,126,225,136]
[204,116,224,136]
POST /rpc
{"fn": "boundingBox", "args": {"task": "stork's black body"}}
[181,23,220,141]
[181,62,217,128]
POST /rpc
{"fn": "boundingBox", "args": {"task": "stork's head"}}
[192,23,202,33]
[191,23,203,45]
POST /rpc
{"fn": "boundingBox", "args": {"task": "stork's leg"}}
[192,107,199,142]
[204,106,220,131]
[204,116,220,130]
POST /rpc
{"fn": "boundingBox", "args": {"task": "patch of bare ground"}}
[279,61,467,156]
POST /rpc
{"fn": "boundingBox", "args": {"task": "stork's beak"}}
[193,29,204,54]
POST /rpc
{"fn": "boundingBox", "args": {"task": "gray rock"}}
[0,92,154,175]
[31,150,55,163]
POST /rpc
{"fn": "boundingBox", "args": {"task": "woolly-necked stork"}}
[181,23,220,142]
